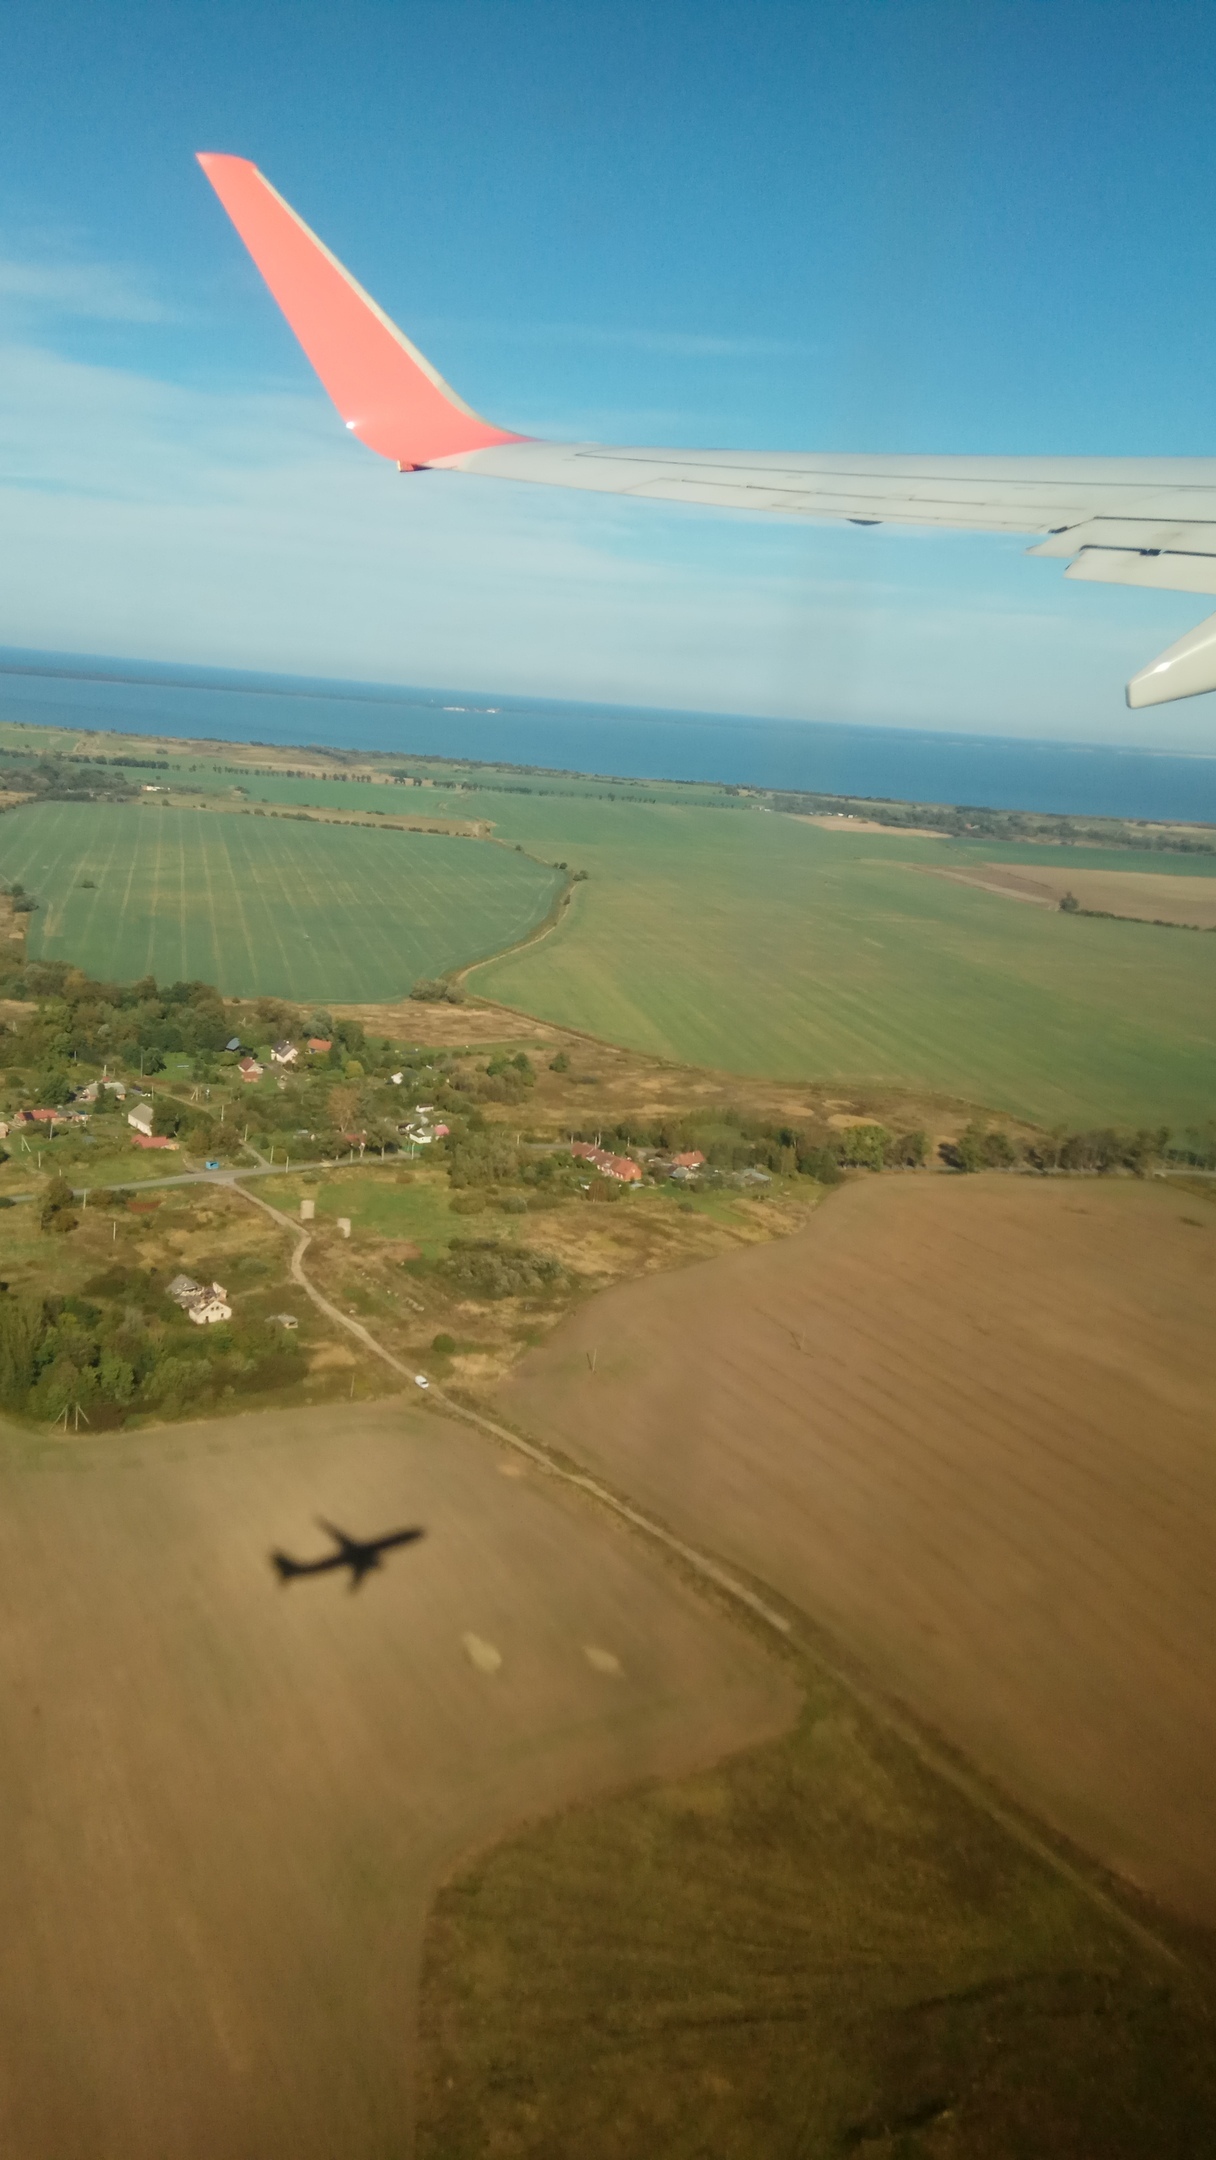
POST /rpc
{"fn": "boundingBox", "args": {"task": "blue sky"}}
[4,0,1216,746]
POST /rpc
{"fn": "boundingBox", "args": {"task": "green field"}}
[4,752,1215,1126]
[417,1682,1216,2160]
[443,797,1216,1128]
[1,801,562,1003]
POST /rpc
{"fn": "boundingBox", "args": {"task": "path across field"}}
[502,1172,1216,1924]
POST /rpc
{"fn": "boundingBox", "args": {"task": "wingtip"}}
[196,150,255,174]
[194,153,524,465]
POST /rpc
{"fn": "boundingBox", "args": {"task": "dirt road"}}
[502,1173,1216,1924]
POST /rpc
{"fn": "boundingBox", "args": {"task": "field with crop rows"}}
[455,794,1216,1127]
[0,801,562,1003]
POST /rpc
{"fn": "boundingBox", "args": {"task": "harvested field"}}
[916,858,1216,926]
[0,1399,794,2160]
[501,1173,1216,1924]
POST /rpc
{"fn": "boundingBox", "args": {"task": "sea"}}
[3,648,1216,825]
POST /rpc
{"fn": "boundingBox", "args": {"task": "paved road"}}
[12,1152,408,1205]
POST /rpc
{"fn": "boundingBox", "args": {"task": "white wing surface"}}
[198,153,1216,710]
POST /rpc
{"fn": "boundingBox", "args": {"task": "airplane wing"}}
[197,152,1216,710]
[315,1517,357,1556]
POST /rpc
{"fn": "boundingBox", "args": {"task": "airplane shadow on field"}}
[271,1520,425,1592]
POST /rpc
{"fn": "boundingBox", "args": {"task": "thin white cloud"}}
[418,316,809,360]
[0,337,1210,749]
[0,257,180,325]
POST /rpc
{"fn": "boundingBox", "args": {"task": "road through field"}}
[501,1174,1216,1925]
[0,1402,795,2160]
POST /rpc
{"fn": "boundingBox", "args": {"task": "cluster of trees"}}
[0,750,139,804]
[447,1051,535,1106]
[437,1238,569,1300]
[758,790,1216,858]
[0,966,403,1130]
[942,1122,1186,1174]
[446,1129,524,1188]
[410,978,467,1004]
[0,1269,301,1426]
[564,1109,927,1181]
[0,958,232,1085]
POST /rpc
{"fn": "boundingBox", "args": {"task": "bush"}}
[888,1129,928,1167]
[835,1124,890,1170]
[432,1332,456,1354]
[549,1051,569,1072]
[448,1131,519,1188]
[798,1147,843,1186]
[40,1174,76,1232]
[439,1239,570,1300]
[942,1123,1020,1172]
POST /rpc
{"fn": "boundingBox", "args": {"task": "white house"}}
[167,1275,231,1324]
[127,1105,154,1138]
[188,1295,232,1325]
[270,1040,299,1067]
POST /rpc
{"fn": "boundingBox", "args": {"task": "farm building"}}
[131,1134,179,1151]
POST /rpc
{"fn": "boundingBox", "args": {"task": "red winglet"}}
[197,153,526,466]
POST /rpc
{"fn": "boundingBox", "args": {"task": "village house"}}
[131,1133,179,1150]
[127,1105,154,1138]
[672,1150,706,1170]
[238,1055,264,1083]
[188,1293,231,1325]
[306,1037,332,1055]
[570,1141,643,1184]
[270,1040,299,1066]
[167,1275,232,1325]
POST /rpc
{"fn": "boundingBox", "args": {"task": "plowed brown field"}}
[502,1174,1216,1923]
[0,1400,795,2160]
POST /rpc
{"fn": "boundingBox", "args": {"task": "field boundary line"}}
[232,1177,1183,1975]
